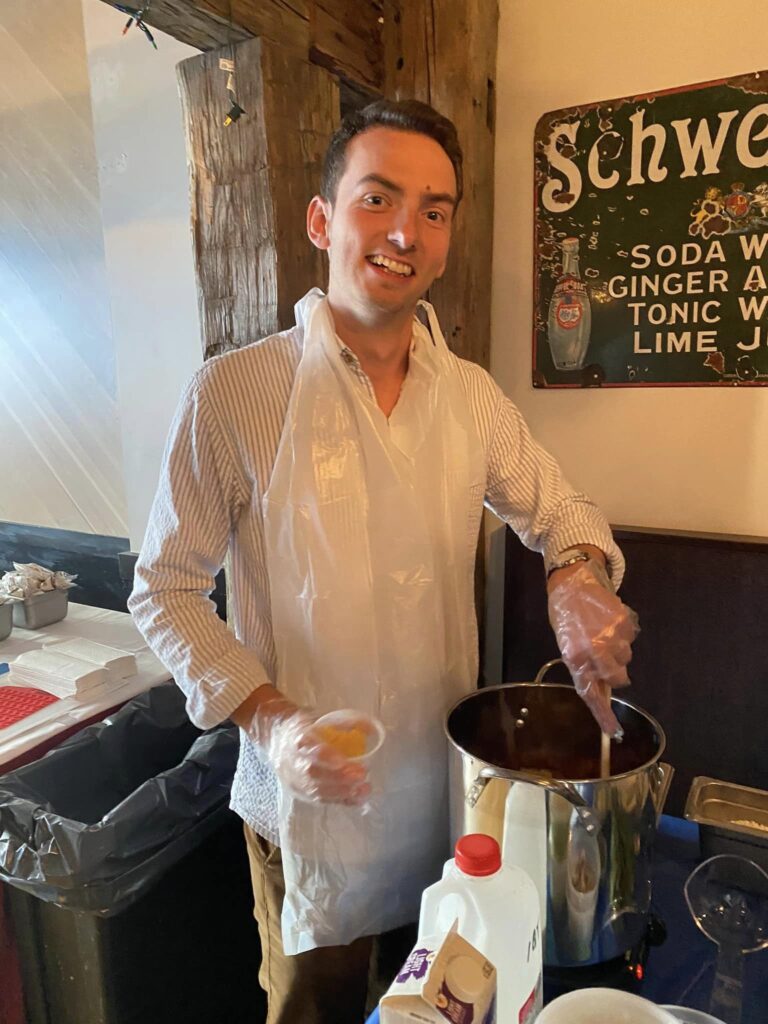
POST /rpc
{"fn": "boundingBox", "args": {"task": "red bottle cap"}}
[455,834,501,877]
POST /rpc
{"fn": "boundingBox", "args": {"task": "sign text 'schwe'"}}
[533,71,768,387]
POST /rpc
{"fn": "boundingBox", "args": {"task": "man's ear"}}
[307,195,332,250]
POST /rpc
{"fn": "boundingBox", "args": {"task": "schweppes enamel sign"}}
[533,71,768,387]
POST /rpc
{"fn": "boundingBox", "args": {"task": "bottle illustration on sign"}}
[547,237,592,371]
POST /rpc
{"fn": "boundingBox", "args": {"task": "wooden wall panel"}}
[177,36,338,357]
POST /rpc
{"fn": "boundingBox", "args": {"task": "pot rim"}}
[444,682,667,785]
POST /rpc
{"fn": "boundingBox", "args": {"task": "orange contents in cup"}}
[318,724,367,759]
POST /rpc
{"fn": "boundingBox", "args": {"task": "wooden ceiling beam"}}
[98,0,384,89]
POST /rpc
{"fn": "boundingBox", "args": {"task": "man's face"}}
[308,127,458,322]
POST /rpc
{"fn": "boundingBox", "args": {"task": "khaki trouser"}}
[244,823,417,1024]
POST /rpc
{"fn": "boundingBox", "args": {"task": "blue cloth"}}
[0,664,8,676]
[366,815,768,1023]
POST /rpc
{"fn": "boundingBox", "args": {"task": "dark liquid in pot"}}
[447,684,661,781]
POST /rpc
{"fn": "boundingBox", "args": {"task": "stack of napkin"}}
[10,638,137,698]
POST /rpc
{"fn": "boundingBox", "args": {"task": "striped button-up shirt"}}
[129,318,623,842]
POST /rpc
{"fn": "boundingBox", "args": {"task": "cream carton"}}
[379,921,496,1024]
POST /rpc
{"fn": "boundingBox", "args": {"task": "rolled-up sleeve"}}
[484,388,625,587]
[128,375,271,728]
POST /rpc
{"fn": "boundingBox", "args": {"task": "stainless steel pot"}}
[445,660,673,969]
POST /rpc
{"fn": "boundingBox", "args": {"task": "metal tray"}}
[0,602,11,642]
[684,776,768,871]
[11,589,68,630]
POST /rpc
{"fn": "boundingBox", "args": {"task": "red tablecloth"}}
[0,685,59,729]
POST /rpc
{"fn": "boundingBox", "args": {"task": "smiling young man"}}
[130,100,637,1024]
[306,118,459,416]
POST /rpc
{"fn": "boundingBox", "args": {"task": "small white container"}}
[662,1007,727,1024]
[419,833,542,1024]
[0,601,12,642]
[537,988,679,1024]
[11,589,69,630]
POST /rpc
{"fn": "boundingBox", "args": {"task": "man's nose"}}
[387,208,418,251]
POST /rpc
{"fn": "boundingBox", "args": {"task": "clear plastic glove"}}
[547,559,640,738]
[246,695,371,805]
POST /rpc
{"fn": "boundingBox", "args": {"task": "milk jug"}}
[502,782,548,938]
[419,834,542,1024]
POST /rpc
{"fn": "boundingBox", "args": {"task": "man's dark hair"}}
[320,99,463,207]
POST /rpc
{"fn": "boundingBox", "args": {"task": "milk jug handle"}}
[424,888,472,939]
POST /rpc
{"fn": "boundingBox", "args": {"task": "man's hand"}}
[547,555,639,738]
[235,687,371,805]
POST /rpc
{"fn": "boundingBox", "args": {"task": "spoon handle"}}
[710,947,744,1024]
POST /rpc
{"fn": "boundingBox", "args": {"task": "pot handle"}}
[467,764,599,834]
[650,761,675,823]
[533,658,566,685]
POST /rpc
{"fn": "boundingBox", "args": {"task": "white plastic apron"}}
[262,289,485,953]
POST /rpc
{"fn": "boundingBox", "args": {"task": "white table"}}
[0,602,172,769]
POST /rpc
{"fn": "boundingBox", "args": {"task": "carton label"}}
[518,984,536,1024]
[555,296,583,329]
[397,947,432,983]
[437,978,474,1024]
[379,922,496,1024]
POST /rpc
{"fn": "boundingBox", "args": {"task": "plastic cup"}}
[314,710,385,762]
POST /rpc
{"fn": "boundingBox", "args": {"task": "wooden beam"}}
[310,0,384,90]
[98,0,384,89]
[384,0,498,371]
[99,0,254,51]
[177,36,339,358]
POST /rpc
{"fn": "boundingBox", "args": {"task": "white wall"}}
[0,1,201,549]
[0,0,128,537]
[493,0,768,537]
[82,0,202,549]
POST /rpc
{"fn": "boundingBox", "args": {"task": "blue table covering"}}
[366,815,768,1023]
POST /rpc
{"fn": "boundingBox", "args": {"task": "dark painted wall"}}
[0,522,226,620]
[0,521,130,612]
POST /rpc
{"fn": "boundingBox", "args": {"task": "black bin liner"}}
[0,684,238,915]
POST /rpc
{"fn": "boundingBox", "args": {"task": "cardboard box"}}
[380,922,496,1024]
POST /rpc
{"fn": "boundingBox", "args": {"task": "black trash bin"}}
[0,685,266,1024]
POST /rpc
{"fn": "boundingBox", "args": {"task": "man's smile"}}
[366,254,415,277]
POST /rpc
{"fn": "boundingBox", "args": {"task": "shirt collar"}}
[333,317,435,377]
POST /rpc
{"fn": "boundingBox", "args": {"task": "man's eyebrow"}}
[356,173,403,194]
[355,173,457,207]
[421,191,457,208]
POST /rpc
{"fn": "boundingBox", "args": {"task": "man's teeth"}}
[369,255,413,277]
